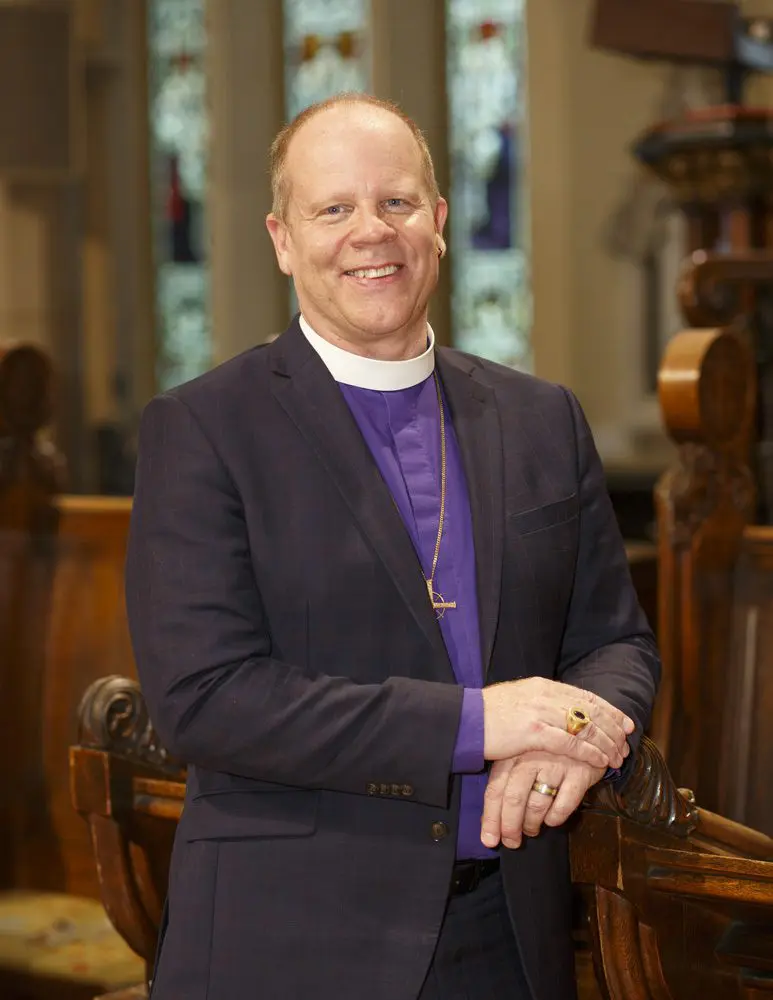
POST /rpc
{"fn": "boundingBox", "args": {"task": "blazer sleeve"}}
[125,392,463,808]
[555,388,661,767]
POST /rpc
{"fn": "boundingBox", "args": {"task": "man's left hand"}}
[480,753,606,849]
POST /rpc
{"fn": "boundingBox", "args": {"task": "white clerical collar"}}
[299,314,435,391]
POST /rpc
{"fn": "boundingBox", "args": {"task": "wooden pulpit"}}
[589,0,773,838]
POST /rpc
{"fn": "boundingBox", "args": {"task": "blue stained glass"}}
[148,0,211,390]
[446,0,531,369]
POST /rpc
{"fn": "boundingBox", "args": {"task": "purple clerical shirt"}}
[339,375,497,860]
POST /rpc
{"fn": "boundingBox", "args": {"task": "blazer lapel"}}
[268,321,454,682]
[436,349,504,679]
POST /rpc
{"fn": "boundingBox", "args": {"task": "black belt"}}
[450,858,500,896]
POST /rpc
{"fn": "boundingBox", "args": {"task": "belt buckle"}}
[452,860,480,895]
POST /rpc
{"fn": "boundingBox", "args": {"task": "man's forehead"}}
[295,103,408,141]
[283,108,426,205]
[287,106,420,169]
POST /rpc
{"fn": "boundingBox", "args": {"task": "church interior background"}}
[3,0,739,508]
[4,1,773,999]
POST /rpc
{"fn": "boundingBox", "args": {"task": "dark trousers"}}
[417,871,532,1000]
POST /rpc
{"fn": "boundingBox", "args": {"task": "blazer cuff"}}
[451,688,485,773]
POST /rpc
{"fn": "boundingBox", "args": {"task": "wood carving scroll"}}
[77,675,183,775]
[590,735,699,837]
[657,325,755,548]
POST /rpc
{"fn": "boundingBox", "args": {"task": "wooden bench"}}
[0,494,143,1000]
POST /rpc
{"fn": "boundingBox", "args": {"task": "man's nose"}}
[350,208,396,244]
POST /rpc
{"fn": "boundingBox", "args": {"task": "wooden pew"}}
[0,340,142,998]
[0,494,141,1000]
[70,675,773,1000]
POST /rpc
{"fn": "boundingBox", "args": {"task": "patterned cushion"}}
[0,890,144,988]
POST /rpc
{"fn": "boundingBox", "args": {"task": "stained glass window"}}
[282,0,370,121]
[148,0,211,391]
[446,0,531,369]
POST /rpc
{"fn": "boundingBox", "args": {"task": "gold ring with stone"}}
[531,781,559,798]
[567,707,590,736]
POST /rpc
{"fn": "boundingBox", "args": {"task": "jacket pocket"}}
[184,789,319,842]
[507,494,578,536]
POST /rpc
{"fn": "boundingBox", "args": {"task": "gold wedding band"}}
[532,781,559,798]
[567,707,590,736]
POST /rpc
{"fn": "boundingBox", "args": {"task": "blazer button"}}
[431,821,450,842]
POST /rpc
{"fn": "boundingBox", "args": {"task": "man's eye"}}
[324,205,344,215]
[385,198,406,208]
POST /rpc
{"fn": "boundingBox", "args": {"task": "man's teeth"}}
[346,264,401,279]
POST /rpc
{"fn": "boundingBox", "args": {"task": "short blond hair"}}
[269,92,440,221]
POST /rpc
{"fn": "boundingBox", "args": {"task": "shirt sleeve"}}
[451,688,485,773]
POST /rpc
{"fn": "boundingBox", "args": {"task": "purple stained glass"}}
[446,0,531,370]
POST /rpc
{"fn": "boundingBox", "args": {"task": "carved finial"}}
[589,735,699,836]
[77,675,183,774]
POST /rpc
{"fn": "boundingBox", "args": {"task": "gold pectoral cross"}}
[427,578,457,620]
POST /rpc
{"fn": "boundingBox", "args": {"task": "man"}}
[126,94,659,1000]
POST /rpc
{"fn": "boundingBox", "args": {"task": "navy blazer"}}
[125,318,659,1000]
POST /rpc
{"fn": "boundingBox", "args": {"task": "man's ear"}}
[434,197,449,239]
[266,214,293,276]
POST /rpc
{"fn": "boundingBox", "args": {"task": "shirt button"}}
[431,821,450,842]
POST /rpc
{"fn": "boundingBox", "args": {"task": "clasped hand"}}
[479,677,633,849]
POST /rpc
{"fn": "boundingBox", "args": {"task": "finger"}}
[573,719,624,769]
[500,762,540,849]
[522,766,563,838]
[573,690,634,747]
[480,759,516,848]
[542,774,588,828]
[528,694,626,762]
[536,724,609,769]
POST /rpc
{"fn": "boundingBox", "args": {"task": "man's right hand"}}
[482,678,634,770]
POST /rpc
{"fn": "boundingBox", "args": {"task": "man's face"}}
[266,105,448,358]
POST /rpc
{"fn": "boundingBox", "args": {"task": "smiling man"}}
[126,94,659,1000]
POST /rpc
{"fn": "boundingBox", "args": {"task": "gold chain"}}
[424,371,456,616]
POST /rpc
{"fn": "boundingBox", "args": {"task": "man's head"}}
[266,94,448,360]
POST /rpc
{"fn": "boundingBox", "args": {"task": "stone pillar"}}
[206,0,289,363]
[371,0,452,346]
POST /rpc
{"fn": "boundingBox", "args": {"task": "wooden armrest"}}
[70,677,185,968]
[571,735,773,999]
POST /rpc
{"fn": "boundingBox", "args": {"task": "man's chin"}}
[340,308,422,341]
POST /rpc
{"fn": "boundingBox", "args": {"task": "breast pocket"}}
[184,787,319,842]
[507,494,579,538]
